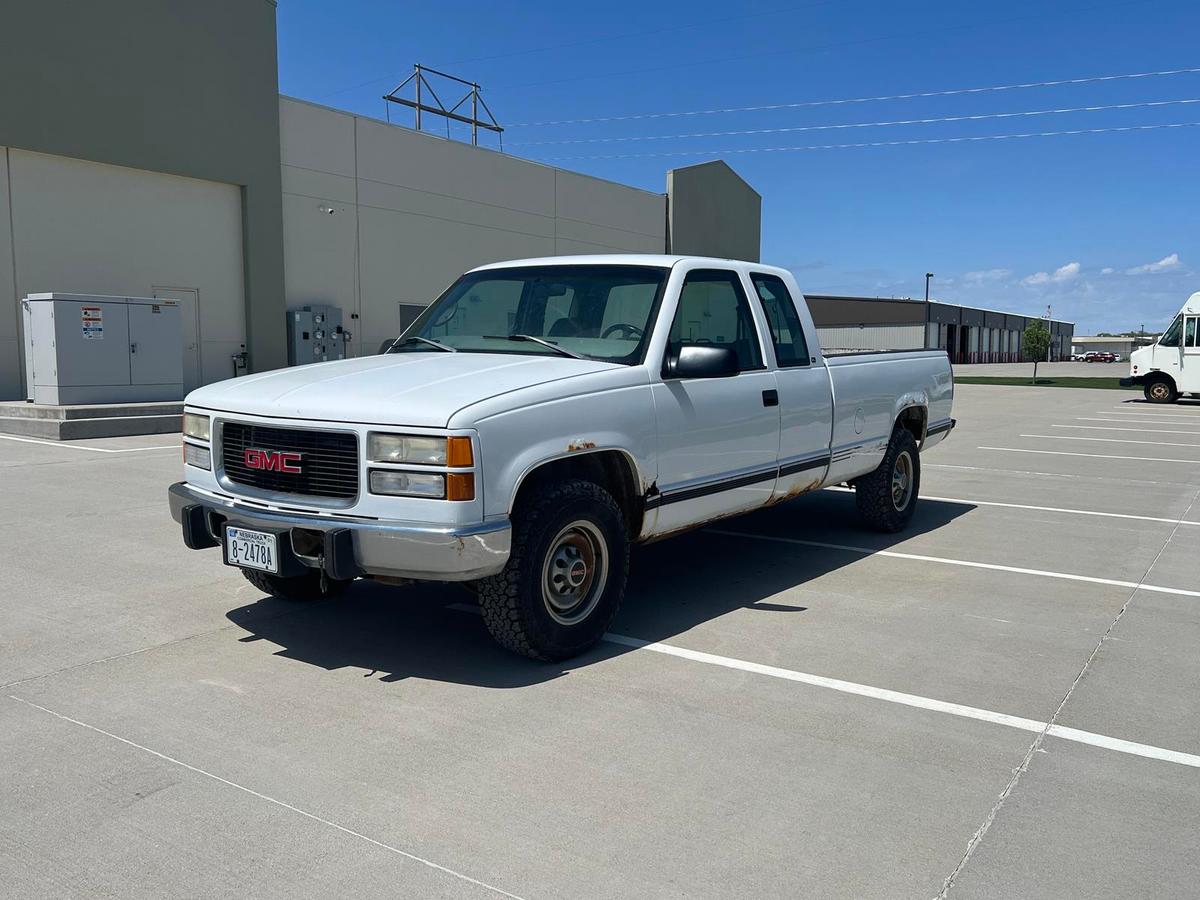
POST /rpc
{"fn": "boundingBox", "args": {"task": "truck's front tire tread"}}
[855,427,921,533]
[240,567,348,602]
[478,479,628,661]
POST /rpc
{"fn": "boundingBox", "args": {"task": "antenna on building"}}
[383,64,504,149]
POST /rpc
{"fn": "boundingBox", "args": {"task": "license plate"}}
[225,527,278,573]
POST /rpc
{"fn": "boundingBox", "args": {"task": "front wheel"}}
[478,480,628,661]
[1144,377,1178,404]
[855,427,921,533]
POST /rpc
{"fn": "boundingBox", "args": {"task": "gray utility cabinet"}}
[286,304,350,366]
[22,293,184,404]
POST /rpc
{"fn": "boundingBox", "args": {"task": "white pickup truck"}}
[169,255,954,660]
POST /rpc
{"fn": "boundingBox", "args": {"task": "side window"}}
[1160,315,1183,347]
[751,273,811,367]
[667,269,763,372]
[1186,317,1199,348]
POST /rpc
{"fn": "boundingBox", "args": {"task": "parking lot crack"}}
[934,486,1200,899]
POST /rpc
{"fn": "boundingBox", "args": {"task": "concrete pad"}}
[4,585,1035,900]
[946,741,1200,900]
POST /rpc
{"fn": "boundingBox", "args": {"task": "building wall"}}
[279,98,667,356]
[667,161,761,262]
[3,149,246,392]
[0,0,285,398]
[817,324,927,353]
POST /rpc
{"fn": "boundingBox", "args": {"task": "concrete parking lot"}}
[3,384,1199,899]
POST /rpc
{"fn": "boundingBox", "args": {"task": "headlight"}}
[183,442,212,470]
[369,470,446,498]
[367,433,473,466]
[183,413,210,442]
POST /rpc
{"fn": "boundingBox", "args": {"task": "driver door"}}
[1183,315,1200,392]
[648,268,781,535]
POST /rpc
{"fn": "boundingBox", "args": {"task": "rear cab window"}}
[750,273,811,367]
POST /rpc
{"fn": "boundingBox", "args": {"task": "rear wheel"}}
[478,479,628,661]
[1144,376,1178,404]
[240,567,349,601]
[855,427,921,533]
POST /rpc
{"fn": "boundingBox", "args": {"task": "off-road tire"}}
[240,567,349,601]
[1144,376,1178,404]
[855,427,921,533]
[478,479,629,661]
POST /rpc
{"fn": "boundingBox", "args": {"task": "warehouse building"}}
[1070,335,1154,358]
[805,295,1075,363]
[0,0,759,401]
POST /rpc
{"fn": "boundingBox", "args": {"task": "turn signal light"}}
[447,436,474,467]
[446,472,475,501]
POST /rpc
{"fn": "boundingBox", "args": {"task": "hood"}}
[185,352,620,427]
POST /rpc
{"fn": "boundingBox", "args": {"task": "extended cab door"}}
[648,268,780,534]
[747,272,834,498]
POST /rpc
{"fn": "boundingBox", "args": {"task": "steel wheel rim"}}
[542,520,608,626]
[1149,382,1170,401]
[891,450,914,511]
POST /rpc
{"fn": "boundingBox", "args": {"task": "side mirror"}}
[667,344,740,379]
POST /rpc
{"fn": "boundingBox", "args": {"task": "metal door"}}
[1183,316,1200,392]
[153,287,201,391]
[128,302,183,386]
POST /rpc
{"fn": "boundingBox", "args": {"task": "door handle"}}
[762,389,779,407]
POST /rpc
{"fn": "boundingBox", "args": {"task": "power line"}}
[509,97,1200,146]
[533,121,1200,161]
[509,65,1200,127]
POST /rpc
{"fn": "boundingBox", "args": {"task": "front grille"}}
[221,422,359,500]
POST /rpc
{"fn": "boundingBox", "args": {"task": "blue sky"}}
[278,0,1199,334]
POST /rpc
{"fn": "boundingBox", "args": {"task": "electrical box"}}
[21,293,184,405]
[287,304,352,366]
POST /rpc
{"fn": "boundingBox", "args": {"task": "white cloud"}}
[1125,253,1181,275]
[964,268,1011,283]
[1022,261,1080,286]
[1100,267,1114,275]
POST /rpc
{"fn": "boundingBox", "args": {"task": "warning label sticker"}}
[81,305,103,340]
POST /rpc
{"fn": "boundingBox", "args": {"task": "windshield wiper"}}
[388,335,456,353]
[484,334,585,359]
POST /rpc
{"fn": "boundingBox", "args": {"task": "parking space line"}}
[6,695,527,900]
[1100,411,1200,421]
[1111,405,1200,414]
[1076,417,1200,427]
[1055,424,1200,435]
[706,529,1200,598]
[600,635,1200,769]
[0,434,178,454]
[823,485,1200,527]
[979,446,1200,465]
[1021,433,1200,448]
[443,605,1200,769]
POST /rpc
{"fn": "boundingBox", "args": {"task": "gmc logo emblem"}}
[244,448,302,473]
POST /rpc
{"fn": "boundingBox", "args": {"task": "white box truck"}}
[1122,291,1200,403]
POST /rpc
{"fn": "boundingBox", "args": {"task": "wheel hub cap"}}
[892,451,914,511]
[542,521,609,626]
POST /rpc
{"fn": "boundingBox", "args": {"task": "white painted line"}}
[0,433,179,454]
[823,485,1200,527]
[979,445,1200,465]
[1022,433,1200,449]
[1101,411,1200,421]
[707,528,1200,598]
[926,461,1191,488]
[0,433,178,453]
[1076,417,1200,428]
[1054,424,1200,435]
[445,605,1200,769]
[602,635,1200,769]
[1112,405,1200,414]
[7,695,526,900]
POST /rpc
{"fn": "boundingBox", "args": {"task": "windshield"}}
[390,265,669,364]
[1159,314,1183,347]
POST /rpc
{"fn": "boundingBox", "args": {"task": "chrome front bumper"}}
[168,482,511,582]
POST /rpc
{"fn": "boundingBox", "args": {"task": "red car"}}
[1084,351,1117,363]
